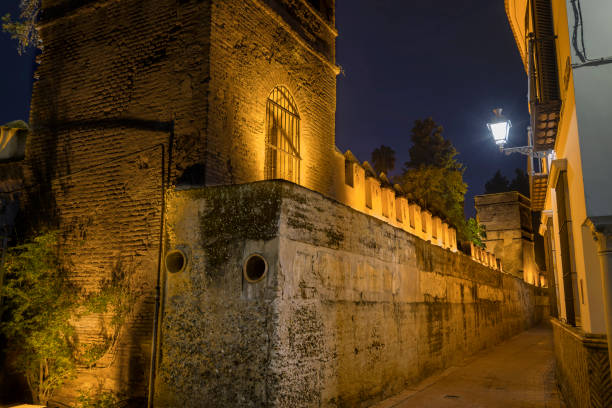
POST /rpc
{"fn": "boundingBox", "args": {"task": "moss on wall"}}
[191,183,282,271]
[159,181,547,407]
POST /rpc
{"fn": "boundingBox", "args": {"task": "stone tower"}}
[474,192,539,284]
[26,0,337,403]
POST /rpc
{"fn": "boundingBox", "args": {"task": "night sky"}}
[0,0,529,217]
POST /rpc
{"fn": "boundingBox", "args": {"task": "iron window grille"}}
[265,86,301,184]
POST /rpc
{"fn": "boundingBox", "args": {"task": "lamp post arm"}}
[499,145,548,158]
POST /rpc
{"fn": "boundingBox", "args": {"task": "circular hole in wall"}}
[243,254,268,283]
[165,249,187,274]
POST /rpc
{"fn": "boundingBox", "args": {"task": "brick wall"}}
[206,0,337,192]
[25,0,337,403]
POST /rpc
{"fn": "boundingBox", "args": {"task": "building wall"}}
[474,192,536,281]
[21,0,501,402]
[561,0,612,219]
[157,181,547,407]
[548,0,607,335]
[505,1,612,406]
[206,0,337,192]
[505,0,607,335]
[25,0,337,402]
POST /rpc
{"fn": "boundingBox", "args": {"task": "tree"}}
[371,145,396,176]
[466,218,485,248]
[2,0,40,55]
[484,168,530,197]
[0,232,77,403]
[406,117,461,170]
[398,118,468,241]
[509,168,530,197]
[0,232,133,404]
[484,170,510,194]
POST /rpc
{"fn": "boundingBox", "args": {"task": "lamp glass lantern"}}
[487,108,512,146]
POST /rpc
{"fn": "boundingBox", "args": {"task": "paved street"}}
[374,325,564,408]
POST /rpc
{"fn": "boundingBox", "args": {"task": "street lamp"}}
[486,108,546,159]
[487,108,511,146]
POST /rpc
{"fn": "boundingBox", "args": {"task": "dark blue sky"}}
[335,0,529,216]
[0,0,528,217]
[0,3,36,126]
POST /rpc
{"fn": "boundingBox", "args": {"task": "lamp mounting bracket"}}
[499,145,548,158]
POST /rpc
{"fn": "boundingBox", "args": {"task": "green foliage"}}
[405,118,461,171]
[76,388,122,408]
[484,170,510,194]
[370,145,396,176]
[0,232,77,403]
[398,165,467,235]
[399,118,468,241]
[0,232,134,404]
[2,0,40,55]
[466,218,486,248]
[509,168,530,197]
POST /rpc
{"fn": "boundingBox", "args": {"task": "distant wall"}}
[475,192,537,282]
[157,181,546,407]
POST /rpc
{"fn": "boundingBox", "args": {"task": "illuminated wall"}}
[330,149,466,256]
[505,1,612,405]
[26,0,338,403]
[156,181,545,407]
[505,0,607,333]
[475,192,537,281]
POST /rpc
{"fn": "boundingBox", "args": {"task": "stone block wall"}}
[157,181,546,407]
[551,319,612,408]
[475,192,538,282]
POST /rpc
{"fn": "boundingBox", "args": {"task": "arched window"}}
[265,86,301,184]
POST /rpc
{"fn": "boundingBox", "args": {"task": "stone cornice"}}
[39,0,341,75]
[538,210,553,236]
[584,216,612,255]
[551,318,608,348]
[504,0,529,73]
[547,158,567,190]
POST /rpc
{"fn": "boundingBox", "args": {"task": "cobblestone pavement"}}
[373,325,564,408]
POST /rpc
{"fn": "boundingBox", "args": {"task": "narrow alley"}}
[375,326,564,408]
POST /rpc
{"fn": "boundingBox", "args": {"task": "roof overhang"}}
[505,0,530,72]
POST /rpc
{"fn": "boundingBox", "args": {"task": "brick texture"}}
[25,0,337,403]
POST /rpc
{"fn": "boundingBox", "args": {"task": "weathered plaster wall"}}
[158,181,546,407]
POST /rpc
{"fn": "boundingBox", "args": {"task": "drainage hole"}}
[243,254,267,283]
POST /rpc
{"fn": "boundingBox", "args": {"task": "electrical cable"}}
[569,0,612,68]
